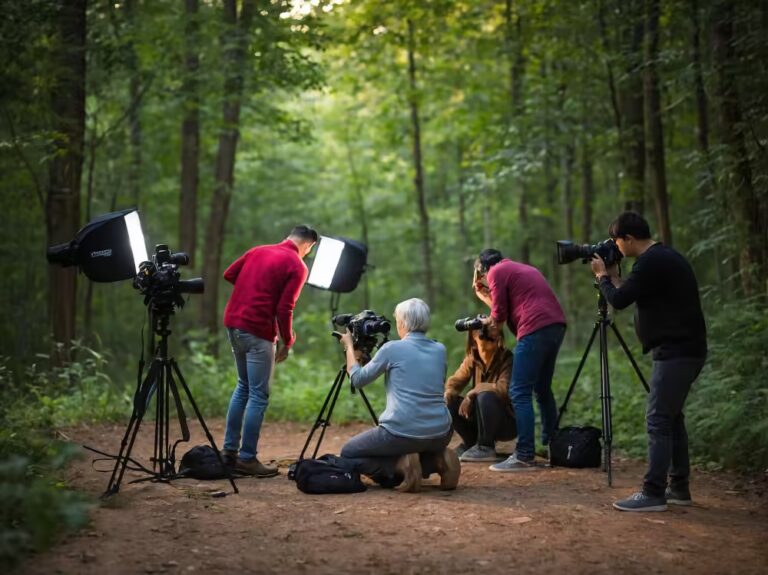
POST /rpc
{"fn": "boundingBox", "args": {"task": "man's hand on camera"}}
[590,254,609,280]
[275,342,290,364]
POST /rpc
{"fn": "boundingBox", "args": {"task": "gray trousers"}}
[340,426,452,488]
[643,356,706,497]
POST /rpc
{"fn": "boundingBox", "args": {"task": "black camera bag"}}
[549,426,602,468]
[178,445,228,479]
[288,454,366,494]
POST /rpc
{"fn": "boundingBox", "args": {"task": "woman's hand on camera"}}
[339,329,354,351]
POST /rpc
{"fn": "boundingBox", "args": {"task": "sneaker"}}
[459,444,499,463]
[433,448,461,490]
[395,453,422,493]
[613,492,668,512]
[455,443,468,458]
[235,457,279,478]
[489,453,537,472]
[665,486,692,506]
[220,449,238,467]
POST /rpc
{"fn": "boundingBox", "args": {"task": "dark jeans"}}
[340,426,452,488]
[643,356,706,498]
[447,392,516,448]
[510,323,566,460]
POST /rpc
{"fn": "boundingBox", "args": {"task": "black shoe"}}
[665,486,692,506]
[220,449,237,467]
[613,492,668,512]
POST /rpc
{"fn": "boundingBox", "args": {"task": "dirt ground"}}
[17,420,768,575]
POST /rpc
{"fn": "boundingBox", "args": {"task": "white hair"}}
[394,298,431,333]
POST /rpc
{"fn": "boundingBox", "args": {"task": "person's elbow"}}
[607,290,634,310]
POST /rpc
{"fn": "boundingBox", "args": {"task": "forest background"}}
[0,0,766,567]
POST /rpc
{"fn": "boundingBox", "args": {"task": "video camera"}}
[556,238,623,267]
[332,309,391,360]
[134,244,204,309]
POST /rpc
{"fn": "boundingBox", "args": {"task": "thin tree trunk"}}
[621,0,646,213]
[712,1,767,294]
[47,0,86,364]
[581,142,594,244]
[561,143,575,344]
[644,0,672,245]
[505,0,529,262]
[179,0,200,266]
[125,0,142,208]
[83,120,98,340]
[456,143,473,306]
[201,0,256,349]
[343,121,371,309]
[406,18,434,306]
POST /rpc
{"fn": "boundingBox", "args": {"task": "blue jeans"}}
[223,328,275,460]
[510,323,566,461]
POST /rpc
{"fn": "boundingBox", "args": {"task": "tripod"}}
[103,302,238,497]
[299,363,379,460]
[557,287,649,486]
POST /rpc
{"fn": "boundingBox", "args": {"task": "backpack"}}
[178,445,228,479]
[288,454,367,494]
[549,426,602,468]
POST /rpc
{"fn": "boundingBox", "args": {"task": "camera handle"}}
[556,287,649,486]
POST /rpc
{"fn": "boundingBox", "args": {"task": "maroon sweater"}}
[222,239,308,348]
[488,259,566,340]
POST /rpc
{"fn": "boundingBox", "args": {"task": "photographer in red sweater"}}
[220,225,317,476]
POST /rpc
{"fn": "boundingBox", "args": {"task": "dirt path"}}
[18,420,768,575]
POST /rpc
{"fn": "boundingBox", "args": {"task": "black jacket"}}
[598,243,707,360]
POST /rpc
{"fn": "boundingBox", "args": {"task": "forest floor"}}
[18,420,768,575]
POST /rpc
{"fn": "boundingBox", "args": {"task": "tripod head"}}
[593,281,610,321]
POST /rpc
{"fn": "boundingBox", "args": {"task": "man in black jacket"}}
[591,212,707,512]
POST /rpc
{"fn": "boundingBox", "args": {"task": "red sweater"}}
[222,239,308,348]
[488,259,566,340]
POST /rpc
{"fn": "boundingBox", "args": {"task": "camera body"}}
[556,238,623,267]
[454,314,487,332]
[332,310,391,359]
[134,244,204,308]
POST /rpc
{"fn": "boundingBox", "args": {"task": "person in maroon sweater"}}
[473,249,566,471]
[220,225,317,477]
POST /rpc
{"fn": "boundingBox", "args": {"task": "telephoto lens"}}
[454,315,486,332]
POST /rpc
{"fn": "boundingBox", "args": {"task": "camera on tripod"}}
[332,310,390,359]
[556,238,623,266]
[134,244,204,307]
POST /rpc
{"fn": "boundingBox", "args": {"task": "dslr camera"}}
[332,310,391,360]
[134,244,204,309]
[454,314,487,332]
[556,239,623,267]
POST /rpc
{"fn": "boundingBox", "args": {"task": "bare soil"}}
[17,420,768,575]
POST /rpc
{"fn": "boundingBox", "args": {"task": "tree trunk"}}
[343,121,371,309]
[179,0,200,266]
[125,0,142,208]
[581,142,594,244]
[505,0,529,262]
[406,18,435,306]
[201,0,256,349]
[456,143,473,306]
[47,0,86,364]
[712,1,767,295]
[644,0,672,244]
[561,144,575,343]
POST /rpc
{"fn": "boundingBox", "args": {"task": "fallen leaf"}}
[645,518,666,525]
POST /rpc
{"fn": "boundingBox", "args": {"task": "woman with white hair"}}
[338,298,460,492]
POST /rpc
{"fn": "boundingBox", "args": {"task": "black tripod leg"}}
[311,368,346,460]
[170,360,239,494]
[105,361,159,496]
[556,322,599,428]
[599,321,613,486]
[357,388,379,426]
[609,323,650,393]
[299,366,345,460]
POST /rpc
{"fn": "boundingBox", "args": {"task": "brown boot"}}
[434,448,461,490]
[395,453,422,493]
[220,449,238,467]
[235,457,279,478]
